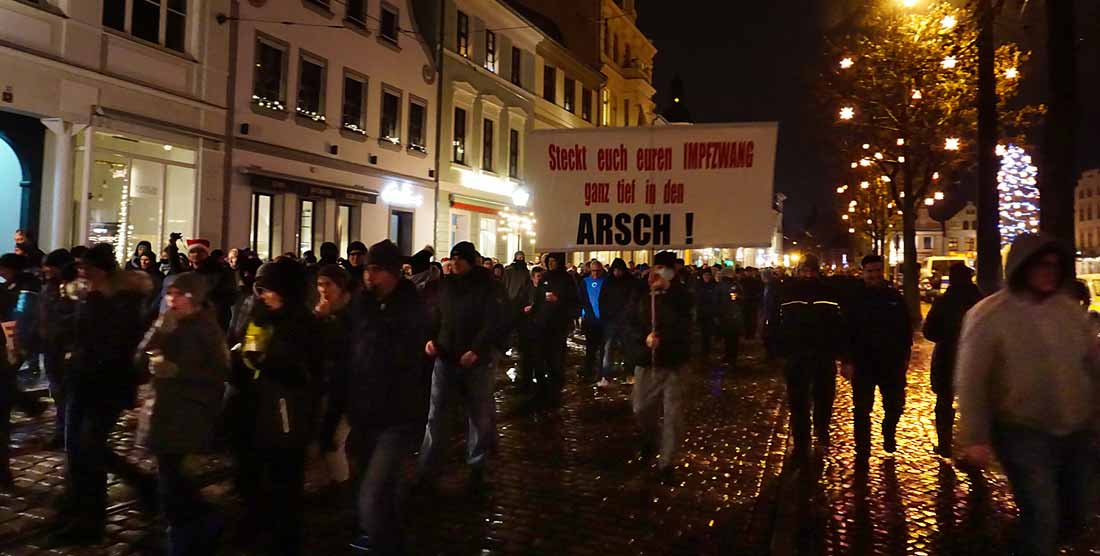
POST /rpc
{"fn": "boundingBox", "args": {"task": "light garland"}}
[997,144,1039,245]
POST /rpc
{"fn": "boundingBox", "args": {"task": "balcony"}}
[621,60,652,83]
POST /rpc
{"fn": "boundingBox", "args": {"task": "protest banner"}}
[527,123,778,251]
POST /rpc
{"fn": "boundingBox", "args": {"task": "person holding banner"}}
[629,251,693,482]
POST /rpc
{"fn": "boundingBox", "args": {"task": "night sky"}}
[635,0,1100,241]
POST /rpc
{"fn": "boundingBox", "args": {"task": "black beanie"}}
[81,243,119,273]
[255,259,307,303]
[450,241,480,266]
[0,253,27,272]
[654,251,677,268]
[44,249,74,269]
[409,246,434,274]
[347,241,368,256]
[367,240,404,273]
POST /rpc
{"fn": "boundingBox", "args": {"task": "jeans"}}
[632,365,684,470]
[235,445,307,556]
[852,365,906,453]
[784,356,837,453]
[64,390,125,527]
[601,324,626,378]
[417,359,497,476]
[583,321,605,378]
[354,424,420,555]
[993,423,1096,556]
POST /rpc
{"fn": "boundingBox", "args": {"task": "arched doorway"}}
[0,111,43,247]
[0,137,25,242]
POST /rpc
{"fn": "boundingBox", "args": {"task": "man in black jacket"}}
[532,253,580,406]
[596,258,636,386]
[418,241,505,487]
[187,240,237,331]
[921,263,981,458]
[778,254,846,459]
[629,251,693,481]
[842,254,912,460]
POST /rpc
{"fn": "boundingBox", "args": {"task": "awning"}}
[449,194,513,215]
[242,167,378,204]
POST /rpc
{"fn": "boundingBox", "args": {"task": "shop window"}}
[408,97,427,152]
[251,193,273,261]
[509,129,519,178]
[342,72,367,134]
[485,30,498,73]
[296,54,326,122]
[102,0,187,52]
[379,3,399,44]
[510,47,522,87]
[457,11,470,58]
[380,88,402,144]
[298,200,315,256]
[543,65,556,103]
[479,218,497,261]
[564,77,575,113]
[345,0,366,27]
[389,210,413,256]
[582,88,593,122]
[336,204,353,256]
[453,107,467,164]
[482,118,494,172]
[253,35,287,111]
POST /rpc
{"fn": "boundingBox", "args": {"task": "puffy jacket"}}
[433,266,506,365]
[777,277,846,360]
[923,282,982,393]
[627,280,694,369]
[844,282,912,370]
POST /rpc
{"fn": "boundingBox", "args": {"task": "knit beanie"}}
[82,243,119,272]
[449,241,480,266]
[166,272,210,305]
[347,241,368,256]
[255,258,307,304]
[653,251,677,268]
[367,240,405,274]
[409,246,434,275]
[317,264,350,292]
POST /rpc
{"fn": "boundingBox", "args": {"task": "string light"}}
[941,15,957,29]
[897,156,905,163]
[925,198,935,206]
[859,158,871,167]
[1005,67,1019,79]
[860,181,870,189]
[862,143,871,150]
[934,191,945,200]
[840,57,855,69]
[945,137,961,151]
[998,144,1040,245]
[874,152,884,160]
[839,106,855,120]
[911,89,923,100]
[896,138,905,146]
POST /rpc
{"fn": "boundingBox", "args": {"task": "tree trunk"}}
[902,197,921,326]
[976,0,1003,293]
[1040,0,1077,250]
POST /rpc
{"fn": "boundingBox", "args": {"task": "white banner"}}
[527,123,778,251]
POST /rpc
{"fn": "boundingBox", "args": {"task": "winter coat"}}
[580,274,607,325]
[922,282,982,394]
[599,259,637,328]
[844,282,912,372]
[195,259,238,331]
[433,266,506,365]
[71,270,155,410]
[715,278,744,334]
[336,280,430,431]
[533,258,581,334]
[138,310,229,454]
[502,261,530,302]
[695,280,721,322]
[36,279,75,362]
[626,279,694,369]
[777,278,846,360]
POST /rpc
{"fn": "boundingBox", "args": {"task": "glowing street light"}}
[849,227,857,234]
[945,137,961,151]
[859,158,872,167]
[900,0,919,7]
[862,143,871,150]
[850,162,859,168]
[860,181,870,189]
[874,152,884,160]
[840,57,854,69]
[897,138,905,146]
[898,156,906,163]
[842,214,849,220]
[839,106,855,120]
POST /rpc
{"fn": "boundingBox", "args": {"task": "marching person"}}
[38,249,76,448]
[580,259,607,381]
[532,253,579,405]
[841,255,912,460]
[956,234,1099,556]
[922,263,981,458]
[715,267,745,368]
[187,240,237,331]
[313,264,354,492]
[629,251,693,482]
[417,241,505,489]
[596,258,637,387]
[136,273,229,555]
[517,266,543,393]
[695,267,720,358]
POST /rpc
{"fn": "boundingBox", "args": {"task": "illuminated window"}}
[456,11,470,58]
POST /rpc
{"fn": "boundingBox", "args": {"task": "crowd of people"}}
[0,228,1093,556]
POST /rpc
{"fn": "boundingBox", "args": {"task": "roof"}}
[501,0,564,44]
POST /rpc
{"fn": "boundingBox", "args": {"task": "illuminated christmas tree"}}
[997,144,1039,246]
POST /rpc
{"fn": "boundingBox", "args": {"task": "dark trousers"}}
[722,327,740,367]
[582,321,605,378]
[159,454,222,556]
[784,357,837,452]
[698,317,717,356]
[742,302,759,339]
[934,387,954,453]
[63,391,125,528]
[517,328,537,392]
[353,424,420,555]
[536,331,568,401]
[993,423,1096,556]
[852,366,906,454]
[43,350,68,438]
[235,445,307,556]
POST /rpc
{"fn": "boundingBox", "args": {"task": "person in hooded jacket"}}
[226,258,319,556]
[596,258,637,386]
[532,252,580,405]
[125,241,153,271]
[715,267,745,367]
[695,267,721,358]
[956,234,1099,556]
[922,263,982,458]
[516,266,544,393]
[327,241,430,555]
[37,250,76,447]
[502,251,530,306]
[135,272,229,556]
[312,264,354,491]
[418,241,505,488]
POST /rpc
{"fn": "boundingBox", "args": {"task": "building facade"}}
[227,0,438,259]
[1075,169,1100,259]
[0,0,229,260]
[599,0,655,127]
[886,203,978,267]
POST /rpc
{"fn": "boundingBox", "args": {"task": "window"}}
[296,54,326,121]
[624,43,632,67]
[485,31,498,73]
[345,0,366,26]
[623,98,630,126]
[479,218,497,261]
[509,129,519,178]
[408,98,427,152]
[948,238,959,250]
[966,238,976,251]
[389,210,414,256]
[453,107,467,164]
[457,11,470,58]
[379,3,399,44]
[380,88,401,143]
[510,47,522,86]
[613,34,619,64]
[564,78,575,113]
[451,213,470,250]
[962,220,970,230]
[482,118,494,172]
[582,88,593,122]
[298,200,315,255]
[342,73,367,134]
[600,89,610,126]
[923,236,933,250]
[250,193,273,261]
[253,36,287,110]
[337,205,352,257]
[102,0,188,52]
[543,65,556,103]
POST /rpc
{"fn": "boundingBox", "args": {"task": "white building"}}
[1075,169,1100,259]
[414,0,600,262]
[227,0,438,259]
[0,0,230,259]
[886,202,978,266]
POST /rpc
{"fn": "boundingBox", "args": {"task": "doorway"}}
[389,209,413,256]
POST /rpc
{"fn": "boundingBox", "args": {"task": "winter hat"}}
[317,264,350,291]
[44,249,74,269]
[653,251,677,268]
[0,253,27,272]
[367,240,405,274]
[255,258,308,303]
[166,272,210,305]
[347,241,368,256]
[450,241,480,266]
[409,246,434,275]
[319,242,339,261]
[81,243,119,272]
[948,262,974,286]
[187,238,211,255]
[513,251,526,262]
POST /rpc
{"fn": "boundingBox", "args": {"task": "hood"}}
[543,252,566,270]
[1004,233,1074,289]
[609,258,628,273]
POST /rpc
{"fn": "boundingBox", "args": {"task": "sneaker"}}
[597,378,612,388]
